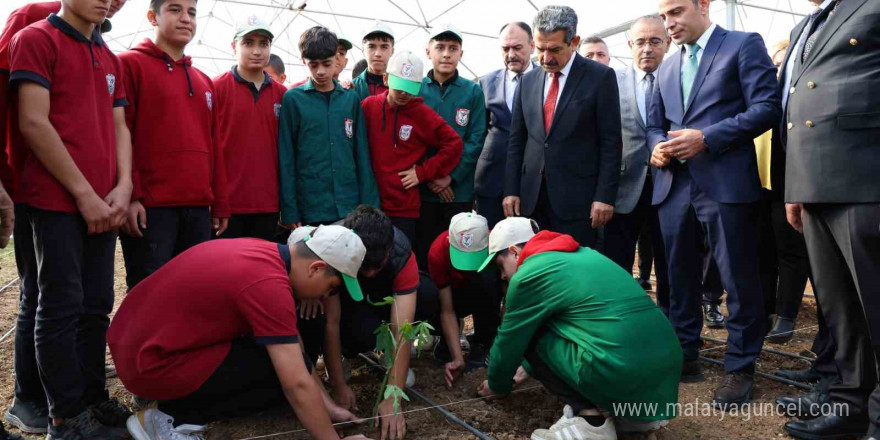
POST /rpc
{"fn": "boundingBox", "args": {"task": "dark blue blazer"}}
[647,26,781,205]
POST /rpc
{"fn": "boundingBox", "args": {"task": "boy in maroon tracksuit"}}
[120,0,229,290]
[361,51,462,246]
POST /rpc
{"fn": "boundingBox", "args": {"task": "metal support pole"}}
[726,0,737,30]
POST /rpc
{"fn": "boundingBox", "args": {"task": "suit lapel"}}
[548,54,585,137]
[628,67,646,130]
[494,69,510,117]
[665,52,683,123]
[796,0,866,83]
[685,26,727,115]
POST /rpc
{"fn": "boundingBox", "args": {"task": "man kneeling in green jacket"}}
[476,218,682,440]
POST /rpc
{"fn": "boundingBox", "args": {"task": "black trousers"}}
[18,205,116,418]
[120,206,211,290]
[475,195,505,228]
[604,178,669,313]
[416,201,473,269]
[216,213,278,241]
[532,180,596,248]
[158,338,312,426]
[389,217,416,252]
[13,204,46,408]
[433,269,502,347]
[770,200,812,320]
[803,203,880,433]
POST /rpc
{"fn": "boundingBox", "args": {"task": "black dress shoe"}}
[703,303,725,329]
[776,391,830,418]
[767,316,796,343]
[713,370,754,410]
[636,277,652,291]
[775,367,822,383]
[784,412,868,440]
[681,358,705,383]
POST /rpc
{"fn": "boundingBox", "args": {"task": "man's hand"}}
[75,191,115,235]
[327,404,362,425]
[503,196,521,217]
[650,145,672,168]
[281,221,303,230]
[122,200,147,237]
[398,167,419,190]
[333,384,359,411]
[476,380,501,399]
[659,129,706,160]
[378,397,406,440]
[786,203,804,234]
[104,184,132,229]
[341,80,354,90]
[427,176,455,202]
[590,201,614,228]
[298,299,325,320]
[213,217,229,236]
[0,186,14,248]
[444,359,465,390]
[512,366,530,389]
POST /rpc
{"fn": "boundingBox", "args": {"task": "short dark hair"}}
[351,59,368,78]
[266,54,285,75]
[430,32,462,45]
[363,33,394,46]
[293,241,342,279]
[499,22,533,41]
[582,35,607,47]
[343,205,393,271]
[150,0,196,12]
[299,26,338,61]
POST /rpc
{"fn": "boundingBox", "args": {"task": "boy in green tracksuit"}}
[351,20,393,102]
[477,218,681,440]
[416,25,487,268]
[279,26,379,229]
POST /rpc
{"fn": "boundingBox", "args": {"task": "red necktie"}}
[543,71,561,134]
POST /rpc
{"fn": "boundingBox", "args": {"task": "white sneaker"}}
[405,368,415,387]
[614,417,668,433]
[127,408,206,440]
[531,415,617,440]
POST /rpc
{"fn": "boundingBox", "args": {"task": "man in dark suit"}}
[476,22,536,228]
[782,0,880,438]
[604,14,671,310]
[648,0,781,407]
[504,5,622,247]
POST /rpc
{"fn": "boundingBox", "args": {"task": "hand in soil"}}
[512,366,530,389]
[477,380,502,399]
[333,384,359,411]
[328,404,362,425]
[378,398,406,440]
[444,359,465,390]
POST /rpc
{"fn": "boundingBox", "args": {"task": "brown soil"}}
[0,243,828,439]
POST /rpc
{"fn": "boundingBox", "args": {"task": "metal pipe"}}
[726,0,737,30]
[0,277,19,294]
[358,354,493,440]
[701,336,815,363]
[699,357,813,391]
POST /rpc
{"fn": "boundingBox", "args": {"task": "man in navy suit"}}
[648,0,781,408]
[475,22,535,227]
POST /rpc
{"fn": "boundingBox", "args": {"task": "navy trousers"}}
[657,168,765,372]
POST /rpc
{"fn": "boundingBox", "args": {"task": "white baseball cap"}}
[235,15,274,41]
[301,225,366,301]
[362,20,394,41]
[448,212,489,271]
[429,24,463,43]
[478,217,539,272]
[387,51,423,95]
[287,225,317,244]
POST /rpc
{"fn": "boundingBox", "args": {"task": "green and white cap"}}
[429,24,463,43]
[301,225,366,302]
[235,15,274,41]
[337,35,353,50]
[478,217,538,272]
[448,212,489,271]
[387,51,423,95]
[362,20,394,41]
[287,225,317,244]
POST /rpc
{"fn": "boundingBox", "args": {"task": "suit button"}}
[544,143,549,149]
[787,122,793,130]
[789,86,796,95]
[808,81,816,89]
[806,120,815,128]
[850,38,859,46]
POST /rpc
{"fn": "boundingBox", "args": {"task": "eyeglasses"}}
[632,38,665,49]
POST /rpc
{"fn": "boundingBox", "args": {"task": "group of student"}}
[0,0,686,439]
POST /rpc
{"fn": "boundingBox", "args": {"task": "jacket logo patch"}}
[274,103,282,118]
[460,232,473,249]
[399,124,413,141]
[455,108,470,127]
[344,118,354,138]
[106,74,116,95]
[205,91,213,110]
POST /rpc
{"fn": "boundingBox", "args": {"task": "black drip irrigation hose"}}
[701,335,816,363]
[357,354,494,440]
[698,357,813,391]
